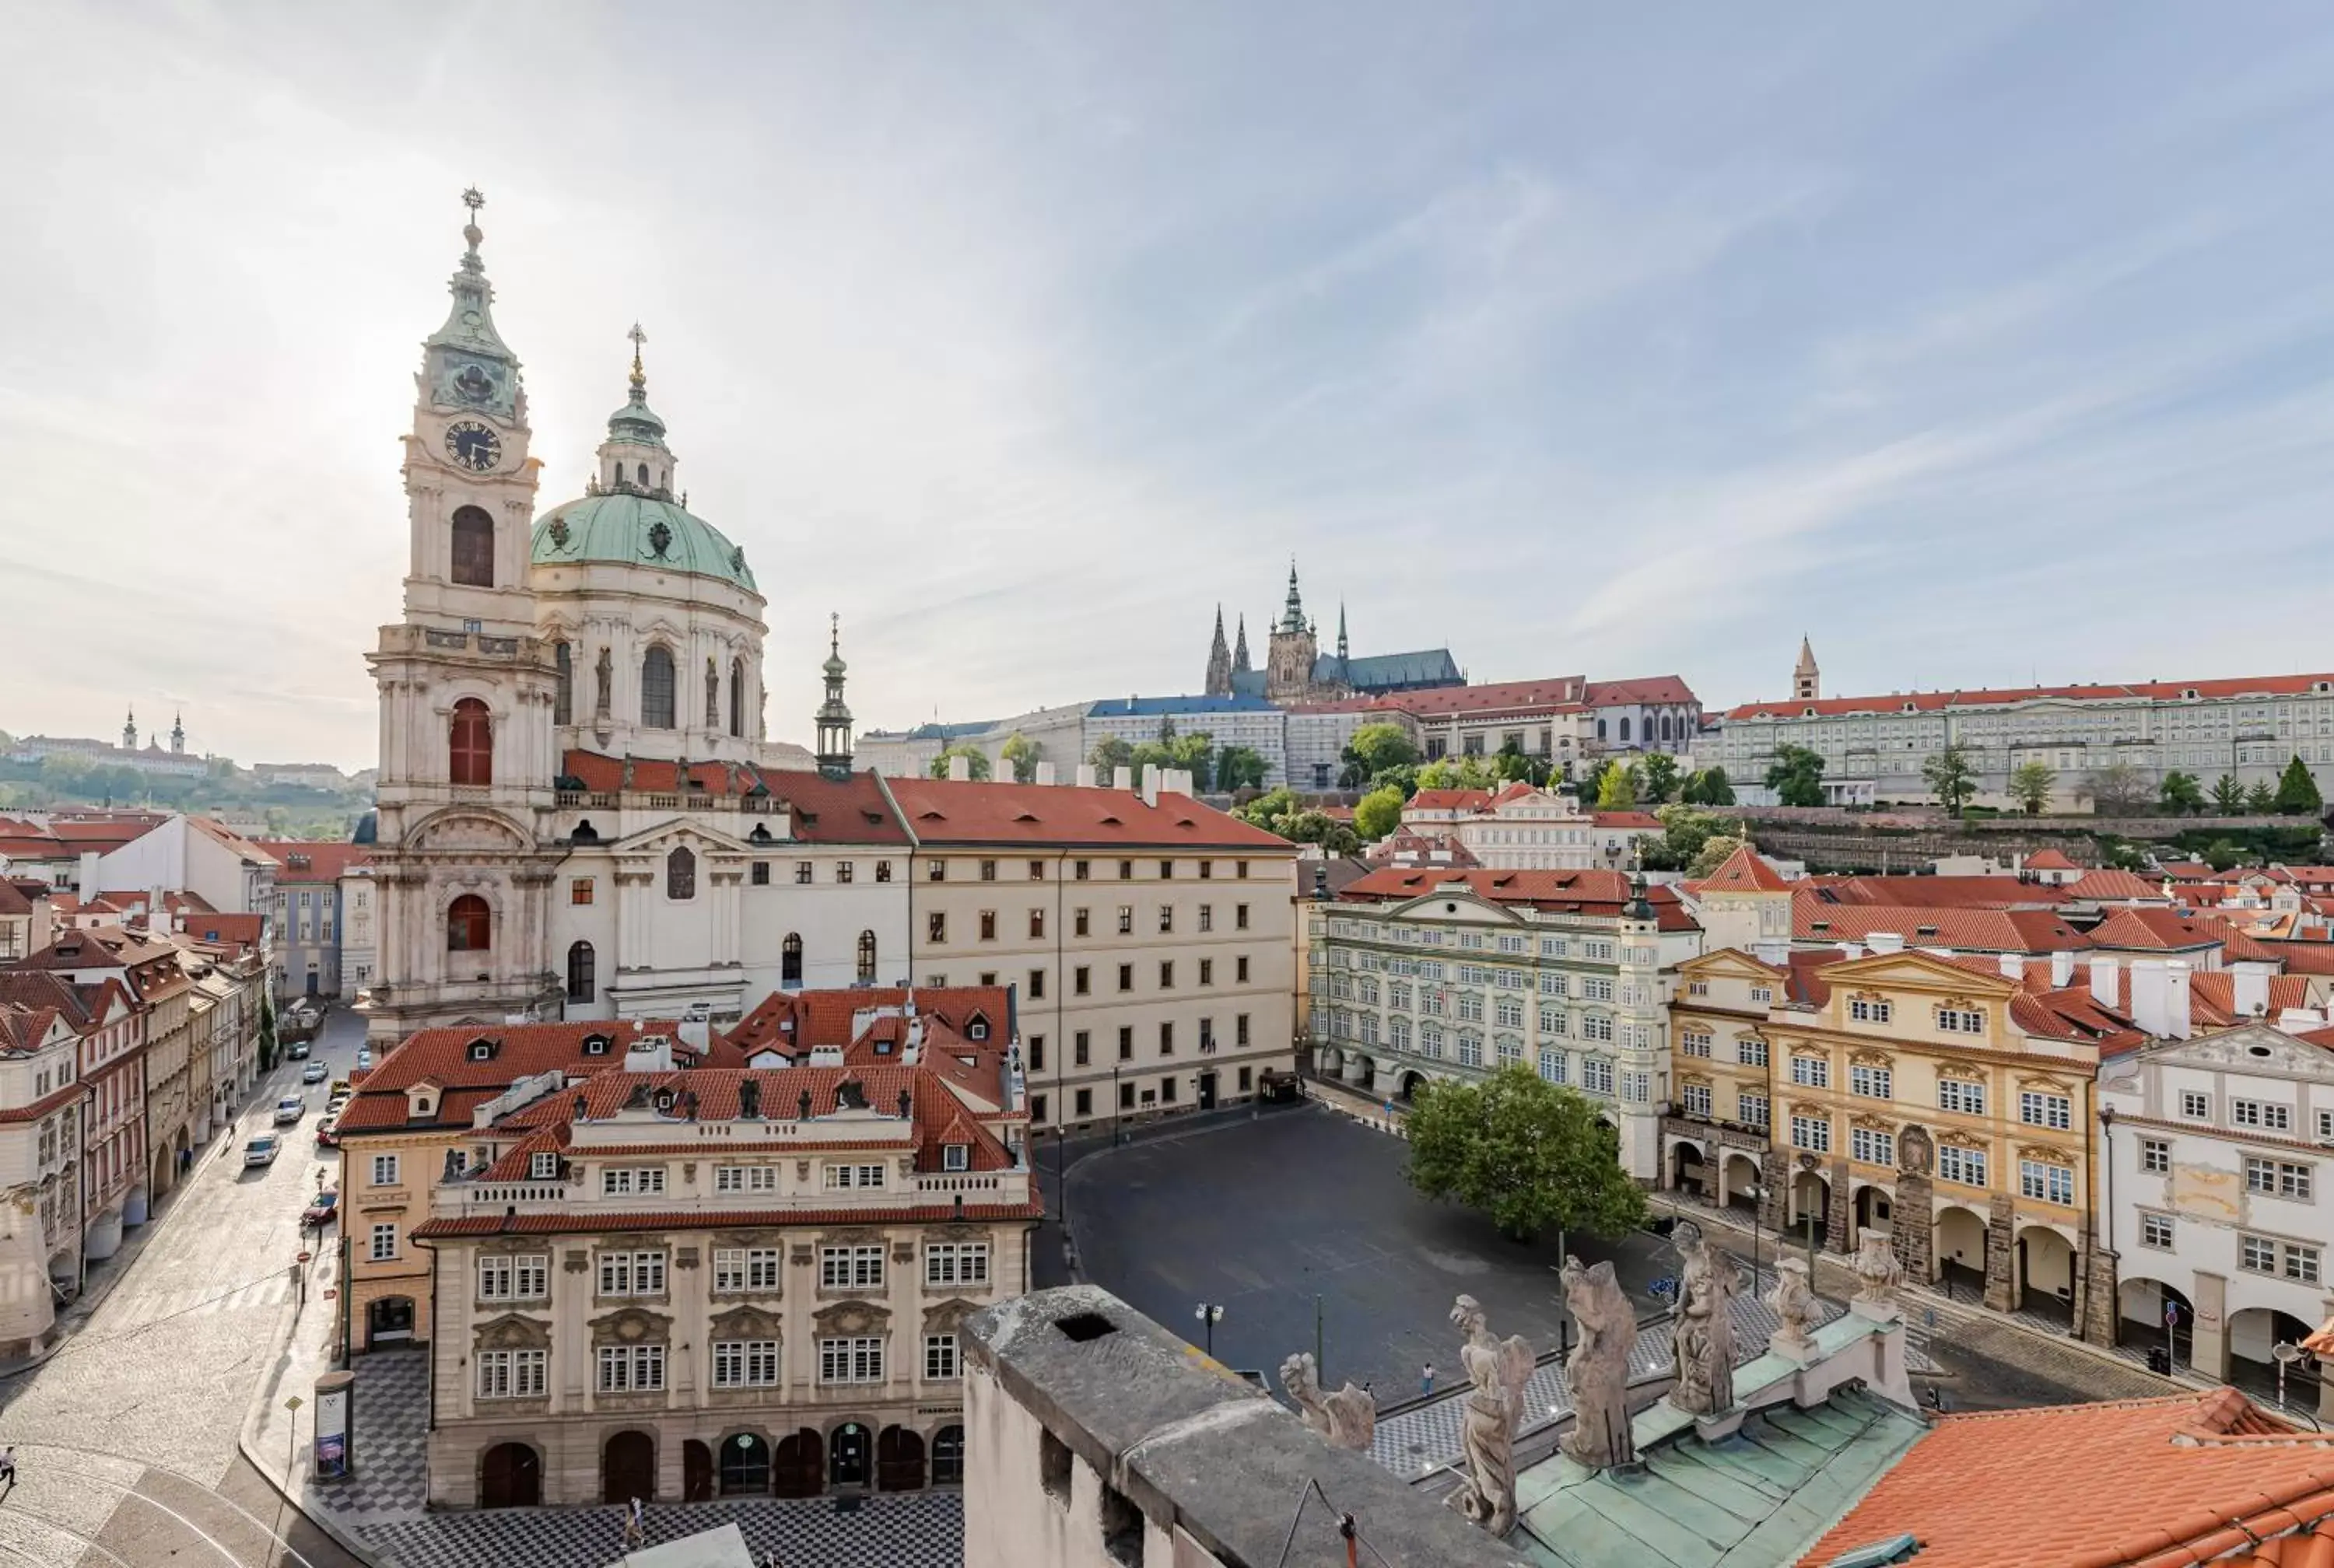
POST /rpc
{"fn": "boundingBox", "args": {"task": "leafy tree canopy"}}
[1593,760,1636,810]
[1406,1066,1650,1242]
[1922,744,1978,816]
[2210,773,2245,814]
[2276,755,2323,817]
[1765,744,1825,808]
[1353,786,1405,842]
[928,743,992,781]
[2158,771,2206,815]
[2008,759,2055,816]
[999,732,1044,784]
[1636,753,1680,804]
[1215,745,1269,793]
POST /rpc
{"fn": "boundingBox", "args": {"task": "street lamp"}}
[1796,1152,1822,1272]
[1748,1183,1769,1284]
[2273,1340,2313,1413]
[1194,1303,1224,1358]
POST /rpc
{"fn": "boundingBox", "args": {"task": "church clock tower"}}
[363,192,562,1044]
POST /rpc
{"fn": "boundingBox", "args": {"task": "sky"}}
[7,4,2334,773]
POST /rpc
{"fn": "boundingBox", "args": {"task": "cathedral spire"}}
[170,712,184,754]
[1205,605,1232,697]
[815,614,854,780]
[1232,613,1250,673]
[1280,558,1306,634]
[122,707,136,751]
[1337,601,1348,661]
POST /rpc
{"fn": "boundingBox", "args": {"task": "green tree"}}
[1157,715,1179,743]
[1354,786,1405,841]
[1594,760,1637,810]
[1406,1066,1650,1242]
[2210,773,2245,814]
[2082,761,2149,816]
[2158,771,2206,815]
[999,732,1044,784]
[1237,786,1299,832]
[1687,834,1747,878]
[1653,803,1725,867]
[258,995,278,1073]
[2203,837,2247,872]
[927,744,992,781]
[1341,723,1421,786]
[2246,779,2277,815]
[1679,767,1733,806]
[1215,746,1268,793]
[2101,838,2149,872]
[1168,731,1217,792]
[1418,756,1495,792]
[1087,736,1134,775]
[1765,744,1826,808]
[1636,753,1680,804]
[2007,760,2056,816]
[1128,740,1176,781]
[1368,762,1421,800]
[1922,744,1978,816]
[2275,755,2324,816]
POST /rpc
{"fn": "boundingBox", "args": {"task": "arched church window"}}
[447,894,490,953]
[857,929,878,985]
[641,646,676,730]
[449,698,492,786]
[1619,716,1631,744]
[729,660,745,737]
[450,506,494,587]
[636,462,650,486]
[706,659,720,729]
[553,643,573,726]
[566,940,596,1003]
[667,846,696,901]
[1660,712,1672,741]
[782,933,803,988]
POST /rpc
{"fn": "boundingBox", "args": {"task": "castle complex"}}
[1201,563,1463,705]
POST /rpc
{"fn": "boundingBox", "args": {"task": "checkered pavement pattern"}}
[363,1493,964,1568]
[313,1346,432,1521]
[1367,1269,1928,1476]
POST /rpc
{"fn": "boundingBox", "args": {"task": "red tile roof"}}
[2090,906,2248,954]
[1734,671,2334,723]
[1793,902,2092,953]
[1338,867,1698,930]
[2062,868,2166,902]
[1797,1389,2334,1568]
[726,986,1011,1058]
[882,776,1291,851]
[1698,845,1793,894]
[1590,811,1663,830]
[177,912,263,951]
[259,842,373,883]
[1405,789,1493,813]
[1377,677,1585,717]
[2189,971,2314,1029]
[1800,875,2070,910]
[560,752,912,845]
[2022,848,2080,870]
[2264,940,2334,976]
[335,1020,725,1135]
[1582,675,1698,708]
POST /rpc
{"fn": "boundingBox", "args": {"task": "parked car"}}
[303,1188,339,1227]
[273,1096,306,1125]
[315,1115,342,1150]
[355,1048,373,1071]
[244,1136,282,1167]
[286,1041,310,1060]
[301,1062,329,1084]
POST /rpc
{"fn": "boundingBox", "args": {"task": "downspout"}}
[415,1232,440,1433]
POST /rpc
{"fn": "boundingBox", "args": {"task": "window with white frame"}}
[715,1165,778,1194]
[926,1242,991,1286]
[1736,1035,1769,1068]
[370,1223,398,1262]
[1582,976,1615,1003]
[712,1339,780,1388]
[598,1250,667,1297]
[924,1333,960,1380]
[1540,1006,1569,1036]
[2289,1243,2323,1283]
[1938,1146,1987,1187]
[1621,1069,1650,1103]
[597,1342,666,1391]
[1851,1126,1894,1166]
[2020,1159,2075,1206]
[1539,971,1568,997]
[1790,1115,1831,1154]
[2241,1234,2281,1274]
[1849,1065,1891,1099]
[1789,1055,1830,1090]
[2179,1090,2210,1120]
[2140,1138,2171,1174]
[824,1163,886,1190]
[1581,1013,1614,1042]
[529,1151,559,1180]
[601,1167,667,1196]
[1739,1092,1771,1129]
[2233,1100,2294,1132]
[1539,1048,1568,1085]
[2245,1158,2313,1200]
[1582,1057,1614,1095]
[478,1253,548,1301]
[820,1245,885,1290]
[1938,1078,1985,1116]
[1936,1005,1985,1034]
[475,1348,546,1398]
[2019,1091,2072,1131]
[370,1153,400,1187]
[1680,1083,1712,1118]
[819,1335,885,1383]
[1495,997,1524,1029]
[1680,1028,1712,1058]
[1419,1024,1444,1059]
[2140,1213,2175,1248]
[713,1247,782,1292]
[1849,996,1893,1024]
[1456,1034,1484,1068]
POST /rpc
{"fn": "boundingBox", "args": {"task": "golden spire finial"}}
[627,321,647,389]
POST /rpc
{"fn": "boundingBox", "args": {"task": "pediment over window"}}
[812,1298,891,1335]
[475,1312,552,1352]
[923,1297,982,1334]
[588,1307,673,1346]
[709,1304,784,1341]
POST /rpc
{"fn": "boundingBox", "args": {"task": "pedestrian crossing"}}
[93,1271,294,1332]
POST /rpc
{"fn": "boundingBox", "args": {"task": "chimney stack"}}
[2129,959,2167,1037]
[1141,764,1162,807]
[1997,951,2024,982]
[1035,761,1057,786]
[1838,942,1865,961]
[1113,765,1134,790]
[1867,932,1905,955]
[2167,958,2192,1040]
[2090,954,2120,1009]
[1076,764,1098,788]
[2051,949,2076,989]
[948,754,971,782]
[2232,961,2273,1019]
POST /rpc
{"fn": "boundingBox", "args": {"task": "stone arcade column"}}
[2190,1270,2231,1379]
[1758,1147,1791,1236]
[2080,1246,2120,1348]
[1983,1193,2018,1314]
[1825,1157,1853,1255]
[1891,1127,1936,1284]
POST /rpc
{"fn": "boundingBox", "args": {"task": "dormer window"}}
[530,1152,558,1180]
[944,1144,970,1172]
[583,1034,611,1056]
[407,1086,437,1120]
[468,1039,496,1061]
[966,1014,990,1041]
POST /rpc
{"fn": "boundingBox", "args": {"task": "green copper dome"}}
[531,493,759,594]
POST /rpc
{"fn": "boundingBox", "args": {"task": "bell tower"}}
[363,191,561,1045]
[1265,561,1319,704]
[815,616,855,780]
[1793,636,1821,702]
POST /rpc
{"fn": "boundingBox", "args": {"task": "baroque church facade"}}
[1201,564,1462,706]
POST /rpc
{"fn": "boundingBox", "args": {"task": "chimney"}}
[2276,1006,2327,1036]
[1035,761,1057,786]
[1997,951,2024,982]
[2051,949,2076,989]
[76,850,99,892]
[948,754,971,782]
[1075,764,1098,788]
[1837,942,1865,961]
[2167,958,2192,1041]
[2128,959,2167,1037]
[677,1017,710,1053]
[1867,932,1905,955]
[2232,961,2273,1019]
[2090,954,2120,1009]
[1752,939,1789,967]
[1113,765,1134,791]
[1140,763,1162,805]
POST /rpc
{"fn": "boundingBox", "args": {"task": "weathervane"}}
[461,187,485,215]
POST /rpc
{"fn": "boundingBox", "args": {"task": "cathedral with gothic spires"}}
[1201,564,1463,706]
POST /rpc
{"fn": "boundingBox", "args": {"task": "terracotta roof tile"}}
[1736,671,2334,723]
[1797,1391,2334,1568]
[1793,901,2091,953]
[2062,868,2167,902]
[1405,789,1493,812]
[882,776,1291,850]
[2022,849,2080,870]
[1699,845,1793,894]
[258,842,373,883]
[1338,866,1698,931]
[1581,675,1698,707]
[1373,677,1586,717]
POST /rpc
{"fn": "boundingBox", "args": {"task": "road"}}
[0,1008,370,1568]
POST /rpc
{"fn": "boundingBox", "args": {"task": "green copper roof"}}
[531,493,758,593]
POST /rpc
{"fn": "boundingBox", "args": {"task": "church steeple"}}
[815,615,854,780]
[1793,635,1821,702]
[170,712,184,754]
[1280,560,1306,634]
[591,324,676,501]
[421,187,521,419]
[1204,605,1232,696]
[1337,602,1348,662]
[122,708,137,751]
[1232,614,1250,674]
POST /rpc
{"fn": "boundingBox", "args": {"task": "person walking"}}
[0,1446,17,1489]
[621,1496,645,1551]
[1421,1362,1435,1397]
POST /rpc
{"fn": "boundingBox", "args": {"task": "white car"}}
[244,1135,282,1166]
[273,1096,306,1125]
[355,1048,373,1071]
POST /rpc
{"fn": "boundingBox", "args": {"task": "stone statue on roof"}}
[1558,1256,1637,1472]
[1766,1256,1819,1354]
[1668,1220,1742,1418]
[1450,1293,1533,1439]
[1444,1322,1519,1537]
[1278,1352,1375,1452]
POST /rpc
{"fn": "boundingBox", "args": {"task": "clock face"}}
[444,420,502,473]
